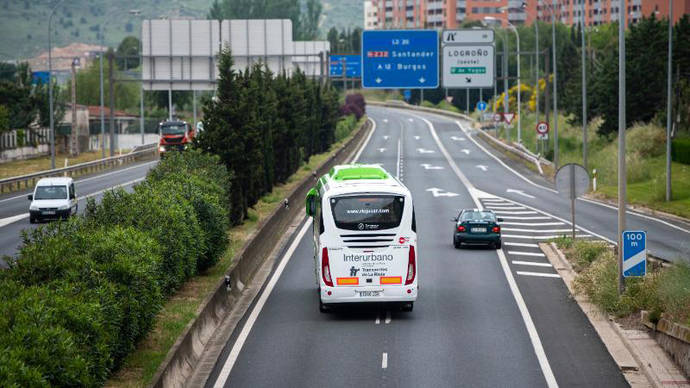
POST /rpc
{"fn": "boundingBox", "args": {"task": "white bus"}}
[305,164,418,313]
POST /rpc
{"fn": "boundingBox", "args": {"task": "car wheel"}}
[319,299,331,313]
[454,240,462,249]
[29,217,36,224]
[401,302,414,312]
[494,241,502,249]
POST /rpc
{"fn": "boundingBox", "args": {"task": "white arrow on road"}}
[460,149,470,155]
[506,189,536,199]
[476,165,488,172]
[420,164,444,170]
[414,136,420,140]
[417,148,435,154]
[426,187,459,197]
[450,136,466,141]
[408,118,414,122]
[383,118,389,123]
[377,148,386,153]
[383,135,389,140]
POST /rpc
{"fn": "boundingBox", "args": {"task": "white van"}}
[306,164,418,313]
[28,177,78,223]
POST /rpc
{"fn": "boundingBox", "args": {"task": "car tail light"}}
[492,226,500,233]
[457,225,466,232]
[321,247,333,287]
[405,245,416,285]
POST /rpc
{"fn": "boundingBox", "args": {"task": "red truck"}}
[158,120,196,156]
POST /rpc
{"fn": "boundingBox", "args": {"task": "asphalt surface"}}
[0,159,157,266]
[206,107,632,387]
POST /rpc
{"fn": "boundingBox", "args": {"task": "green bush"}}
[672,137,690,165]
[335,114,357,142]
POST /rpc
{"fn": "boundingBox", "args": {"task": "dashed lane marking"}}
[508,251,546,257]
[498,216,552,220]
[512,261,553,267]
[382,352,388,369]
[502,227,577,233]
[501,222,565,226]
[502,234,592,240]
[504,242,540,248]
[517,271,561,278]
[493,210,538,215]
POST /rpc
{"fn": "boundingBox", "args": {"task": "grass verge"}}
[0,149,118,179]
[554,237,690,327]
[105,116,367,387]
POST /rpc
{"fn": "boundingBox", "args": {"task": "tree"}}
[65,60,139,112]
[299,0,322,40]
[208,0,309,40]
[116,36,140,70]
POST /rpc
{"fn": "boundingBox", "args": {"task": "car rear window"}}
[460,211,495,222]
[34,185,68,200]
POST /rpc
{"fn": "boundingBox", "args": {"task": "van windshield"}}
[331,195,404,231]
[160,123,187,135]
[34,185,68,200]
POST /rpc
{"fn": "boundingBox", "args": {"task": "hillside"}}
[0,0,363,61]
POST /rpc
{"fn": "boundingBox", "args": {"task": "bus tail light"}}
[322,247,333,287]
[405,246,416,285]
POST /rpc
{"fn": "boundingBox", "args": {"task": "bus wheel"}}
[401,302,414,312]
[319,300,331,313]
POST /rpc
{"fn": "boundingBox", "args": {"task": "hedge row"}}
[0,150,230,387]
[672,138,690,165]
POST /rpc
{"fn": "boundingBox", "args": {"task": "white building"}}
[364,1,378,30]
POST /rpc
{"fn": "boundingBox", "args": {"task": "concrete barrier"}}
[150,119,372,388]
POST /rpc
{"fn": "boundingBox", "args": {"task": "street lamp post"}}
[506,21,521,143]
[99,27,106,158]
[666,0,673,201]
[484,18,510,141]
[617,1,627,295]
[552,0,559,168]
[582,2,588,171]
[48,0,64,169]
[535,21,539,123]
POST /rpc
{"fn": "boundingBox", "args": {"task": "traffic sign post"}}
[329,54,361,78]
[622,231,646,277]
[503,113,515,125]
[362,30,439,89]
[476,101,487,112]
[555,163,590,239]
[403,89,412,102]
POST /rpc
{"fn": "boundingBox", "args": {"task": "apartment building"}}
[366,0,688,29]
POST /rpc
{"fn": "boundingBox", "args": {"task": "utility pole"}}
[108,51,116,157]
[545,47,551,155]
[99,42,105,158]
[582,12,588,170]
[535,21,540,123]
[552,0,559,168]
[503,35,509,141]
[70,58,78,156]
[617,2,627,295]
[666,0,673,201]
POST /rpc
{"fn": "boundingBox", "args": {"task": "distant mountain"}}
[0,0,363,61]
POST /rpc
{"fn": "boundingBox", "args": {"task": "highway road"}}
[0,160,158,267]
[205,106,638,387]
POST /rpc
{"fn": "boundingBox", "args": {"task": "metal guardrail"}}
[0,143,158,194]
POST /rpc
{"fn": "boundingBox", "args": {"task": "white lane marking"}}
[501,222,565,226]
[493,210,538,215]
[486,206,527,210]
[507,188,537,199]
[481,200,509,204]
[0,160,158,204]
[353,118,377,162]
[409,112,557,387]
[499,216,551,220]
[408,118,414,122]
[426,187,459,198]
[414,135,420,140]
[382,352,388,369]
[460,149,470,155]
[420,164,444,170]
[450,136,466,141]
[455,120,558,194]
[396,139,401,179]
[213,219,313,388]
[383,118,389,123]
[0,177,145,229]
[517,271,561,278]
[513,261,553,267]
[383,135,389,140]
[0,213,29,227]
[502,234,592,240]
[385,310,391,324]
[508,251,547,257]
[505,242,540,248]
[476,165,488,172]
[377,148,387,153]
[417,148,435,154]
[455,119,690,236]
[502,227,578,233]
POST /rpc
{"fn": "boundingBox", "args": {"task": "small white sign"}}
[442,45,495,88]
[442,29,494,44]
[503,113,515,124]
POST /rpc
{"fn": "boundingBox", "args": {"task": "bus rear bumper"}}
[320,284,418,304]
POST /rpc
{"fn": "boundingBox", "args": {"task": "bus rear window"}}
[330,195,404,230]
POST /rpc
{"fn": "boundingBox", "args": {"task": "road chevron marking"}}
[408,111,558,388]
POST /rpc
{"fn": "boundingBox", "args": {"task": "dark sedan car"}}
[452,209,502,249]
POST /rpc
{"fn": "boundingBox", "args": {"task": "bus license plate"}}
[358,291,381,297]
[471,227,487,233]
